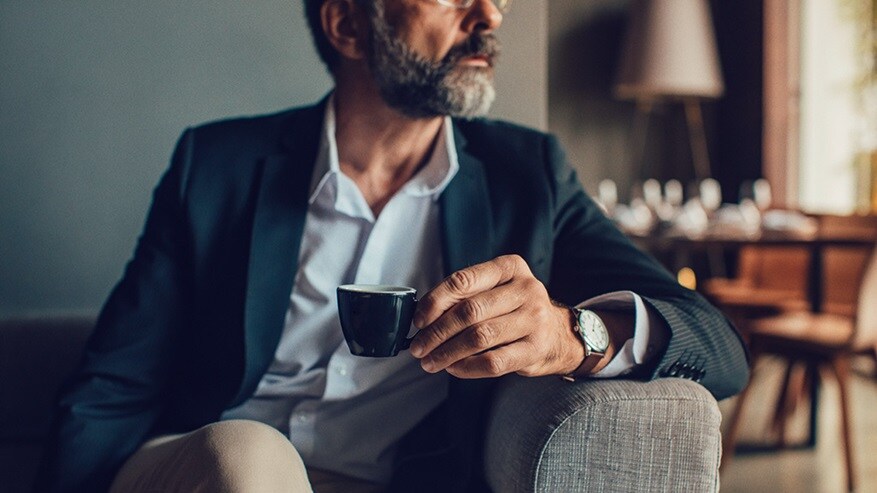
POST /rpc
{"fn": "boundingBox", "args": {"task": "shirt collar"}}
[308,94,460,207]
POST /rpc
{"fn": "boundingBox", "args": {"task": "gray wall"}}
[548,0,635,198]
[0,1,547,317]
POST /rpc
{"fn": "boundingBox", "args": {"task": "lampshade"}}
[615,0,724,100]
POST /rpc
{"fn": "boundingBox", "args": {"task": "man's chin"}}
[377,71,496,120]
[445,82,496,120]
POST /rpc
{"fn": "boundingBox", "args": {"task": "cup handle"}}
[401,333,417,350]
[401,298,419,350]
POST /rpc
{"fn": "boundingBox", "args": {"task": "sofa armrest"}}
[484,376,722,493]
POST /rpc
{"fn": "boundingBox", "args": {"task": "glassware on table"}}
[665,179,684,208]
[739,178,772,212]
[699,178,722,214]
[643,179,663,211]
[753,178,772,211]
[597,179,618,213]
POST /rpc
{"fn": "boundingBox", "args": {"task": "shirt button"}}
[335,364,348,376]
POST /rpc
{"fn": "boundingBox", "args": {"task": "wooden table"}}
[631,229,875,313]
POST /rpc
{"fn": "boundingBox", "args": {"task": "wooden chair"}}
[703,245,811,327]
[720,215,877,492]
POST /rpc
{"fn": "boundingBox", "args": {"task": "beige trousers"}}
[109,420,383,493]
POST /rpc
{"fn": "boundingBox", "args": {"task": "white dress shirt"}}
[222,99,454,482]
[222,96,665,483]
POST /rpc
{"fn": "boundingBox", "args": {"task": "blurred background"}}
[3,1,874,315]
[0,0,547,317]
[1,1,876,491]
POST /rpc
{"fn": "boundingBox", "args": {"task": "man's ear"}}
[321,0,369,61]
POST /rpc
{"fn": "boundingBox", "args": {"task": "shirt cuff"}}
[576,291,668,378]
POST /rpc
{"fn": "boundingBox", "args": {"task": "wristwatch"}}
[563,308,610,381]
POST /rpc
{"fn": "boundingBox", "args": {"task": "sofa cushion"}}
[0,315,96,439]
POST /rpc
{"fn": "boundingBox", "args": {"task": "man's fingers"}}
[420,313,523,373]
[414,254,528,329]
[444,340,534,379]
[410,280,528,358]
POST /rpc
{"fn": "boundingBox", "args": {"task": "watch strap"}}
[561,347,605,382]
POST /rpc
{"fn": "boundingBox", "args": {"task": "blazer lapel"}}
[393,123,500,489]
[440,124,495,274]
[394,124,497,471]
[233,104,324,404]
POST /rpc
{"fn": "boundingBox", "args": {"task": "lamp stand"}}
[631,99,655,179]
[629,98,715,181]
[683,98,713,180]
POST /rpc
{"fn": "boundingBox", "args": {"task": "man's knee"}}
[194,420,295,458]
[185,420,309,491]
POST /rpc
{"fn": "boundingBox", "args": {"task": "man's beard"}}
[366,7,500,119]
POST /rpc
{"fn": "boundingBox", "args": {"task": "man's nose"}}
[461,0,503,33]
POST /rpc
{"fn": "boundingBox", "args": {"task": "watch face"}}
[578,310,610,352]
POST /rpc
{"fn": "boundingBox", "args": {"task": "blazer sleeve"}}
[35,130,196,493]
[542,134,750,400]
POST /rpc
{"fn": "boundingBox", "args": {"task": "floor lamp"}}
[615,0,725,181]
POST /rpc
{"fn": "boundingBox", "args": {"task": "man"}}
[38,0,749,491]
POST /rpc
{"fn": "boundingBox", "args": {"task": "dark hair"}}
[303,0,375,73]
[304,0,339,71]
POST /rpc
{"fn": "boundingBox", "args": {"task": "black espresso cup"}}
[337,284,418,357]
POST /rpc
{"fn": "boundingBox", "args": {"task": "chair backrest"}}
[822,247,871,316]
[814,214,877,350]
[853,241,877,351]
[736,245,809,295]
[817,214,877,315]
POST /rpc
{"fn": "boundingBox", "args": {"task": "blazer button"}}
[680,363,692,378]
[663,361,680,377]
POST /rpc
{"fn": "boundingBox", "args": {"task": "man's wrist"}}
[564,308,634,378]
[562,307,609,378]
[561,306,587,375]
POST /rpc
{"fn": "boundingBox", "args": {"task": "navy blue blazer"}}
[38,100,749,492]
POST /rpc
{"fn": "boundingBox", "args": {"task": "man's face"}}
[365,0,502,119]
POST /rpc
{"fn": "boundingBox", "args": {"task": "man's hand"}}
[409,255,586,378]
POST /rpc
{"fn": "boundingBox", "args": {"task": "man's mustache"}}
[442,33,501,66]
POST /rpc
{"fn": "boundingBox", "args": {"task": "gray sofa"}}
[0,316,723,492]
